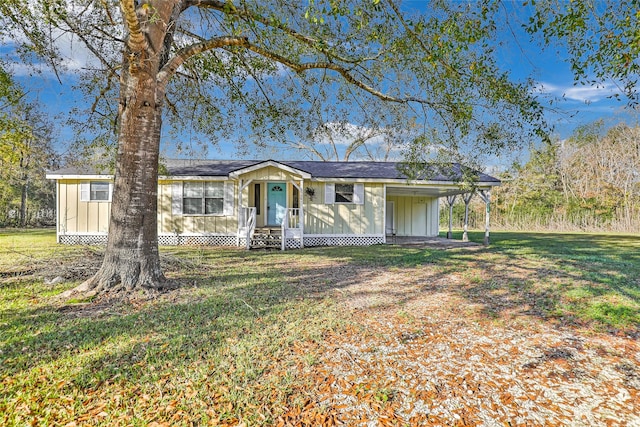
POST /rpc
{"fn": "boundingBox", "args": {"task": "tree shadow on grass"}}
[2,231,639,423]
[317,231,640,335]
[0,273,341,424]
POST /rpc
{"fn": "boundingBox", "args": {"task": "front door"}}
[412,199,427,236]
[267,182,286,226]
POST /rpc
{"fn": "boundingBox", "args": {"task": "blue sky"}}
[3,2,636,165]
[487,1,635,138]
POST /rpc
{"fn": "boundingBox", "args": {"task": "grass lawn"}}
[437,230,640,330]
[1,228,639,426]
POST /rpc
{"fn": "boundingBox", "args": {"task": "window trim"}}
[292,185,299,209]
[172,180,234,216]
[182,181,224,216]
[80,181,112,202]
[254,183,261,215]
[325,183,364,205]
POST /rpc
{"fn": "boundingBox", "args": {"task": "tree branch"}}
[57,15,120,75]
[186,0,375,65]
[159,31,435,106]
[383,0,460,78]
[243,43,433,105]
[157,36,249,84]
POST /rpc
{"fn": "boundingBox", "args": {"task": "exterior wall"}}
[57,179,111,236]
[303,182,385,235]
[386,195,439,237]
[158,180,238,235]
[55,175,439,244]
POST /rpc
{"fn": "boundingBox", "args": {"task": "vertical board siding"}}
[158,181,172,233]
[428,198,439,236]
[160,180,238,235]
[304,182,384,235]
[59,181,70,233]
[242,166,301,182]
[77,182,88,233]
[59,180,112,234]
[387,195,439,237]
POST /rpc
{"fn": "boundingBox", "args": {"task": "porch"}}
[231,161,308,250]
[238,207,303,250]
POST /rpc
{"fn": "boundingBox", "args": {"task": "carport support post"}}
[446,195,457,239]
[462,192,474,242]
[479,190,491,245]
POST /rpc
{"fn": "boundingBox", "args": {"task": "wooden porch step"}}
[253,227,281,235]
[249,232,281,249]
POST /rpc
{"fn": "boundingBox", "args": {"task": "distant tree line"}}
[0,68,58,227]
[443,121,640,233]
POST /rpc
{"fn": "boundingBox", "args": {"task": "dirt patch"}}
[281,263,640,426]
[10,246,104,284]
[389,236,482,249]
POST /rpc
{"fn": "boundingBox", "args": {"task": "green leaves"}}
[528,0,640,105]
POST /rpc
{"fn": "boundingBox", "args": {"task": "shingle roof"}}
[162,159,500,183]
[48,159,500,184]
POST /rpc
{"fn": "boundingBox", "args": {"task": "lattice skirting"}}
[284,238,303,249]
[58,234,238,246]
[158,234,238,246]
[59,234,383,248]
[302,235,384,247]
[59,234,108,245]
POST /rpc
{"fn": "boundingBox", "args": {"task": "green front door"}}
[267,182,286,226]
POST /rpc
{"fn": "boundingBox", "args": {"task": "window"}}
[183,182,224,215]
[90,182,110,201]
[325,183,364,205]
[292,186,299,209]
[81,181,111,202]
[335,184,354,203]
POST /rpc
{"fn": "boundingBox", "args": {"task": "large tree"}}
[0,0,544,296]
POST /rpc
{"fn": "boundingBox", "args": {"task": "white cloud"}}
[1,1,116,79]
[3,31,103,80]
[534,81,621,103]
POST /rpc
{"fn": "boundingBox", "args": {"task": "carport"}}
[384,184,494,245]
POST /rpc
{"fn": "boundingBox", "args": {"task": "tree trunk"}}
[61,1,185,300]
[70,62,170,298]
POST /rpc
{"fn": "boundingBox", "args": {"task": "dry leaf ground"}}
[290,265,639,426]
[275,235,639,426]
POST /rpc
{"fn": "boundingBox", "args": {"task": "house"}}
[46,160,500,248]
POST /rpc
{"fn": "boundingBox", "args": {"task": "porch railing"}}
[239,207,256,249]
[281,208,303,250]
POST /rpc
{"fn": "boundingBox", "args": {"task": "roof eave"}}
[46,174,114,180]
[310,177,501,186]
[228,160,312,179]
